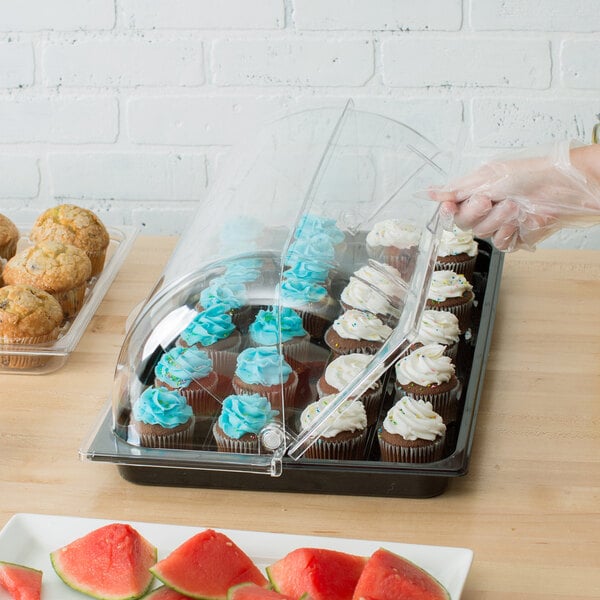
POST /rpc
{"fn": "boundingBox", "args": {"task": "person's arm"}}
[430,142,600,252]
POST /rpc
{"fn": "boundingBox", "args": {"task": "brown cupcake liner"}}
[303,428,368,460]
[136,419,195,449]
[378,433,446,463]
[212,423,259,454]
[435,256,476,281]
[54,283,88,319]
[0,328,61,369]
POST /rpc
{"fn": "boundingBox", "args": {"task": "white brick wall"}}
[0,0,598,249]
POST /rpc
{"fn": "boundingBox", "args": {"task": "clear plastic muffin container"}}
[82,102,502,495]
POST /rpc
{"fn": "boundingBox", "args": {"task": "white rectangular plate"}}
[0,513,473,599]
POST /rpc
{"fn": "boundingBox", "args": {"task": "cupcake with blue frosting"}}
[154,346,219,416]
[212,393,279,454]
[195,279,252,330]
[231,346,298,413]
[130,386,194,449]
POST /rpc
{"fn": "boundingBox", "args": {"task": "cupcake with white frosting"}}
[339,276,401,327]
[378,396,446,463]
[316,353,384,425]
[365,219,422,281]
[425,270,474,333]
[394,343,461,423]
[324,309,392,358]
[435,225,478,280]
[413,309,461,361]
[300,395,368,460]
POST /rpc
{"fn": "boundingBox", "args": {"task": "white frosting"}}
[427,270,473,303]
[416,310,460,346]
[332,309,392,342]
[366,219,421,249]
[383,396,446,441]
[324,353,378,391]
[354,261,405,297]
[438,226,478,258]
[395,343,455,387]
[341,277,400,318]
[300,396,367,438]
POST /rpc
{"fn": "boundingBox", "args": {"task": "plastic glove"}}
[429,141,600,251]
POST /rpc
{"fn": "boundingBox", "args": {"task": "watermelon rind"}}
[0,560,43,600]
[50,523,157,600]
[141,585,195,599]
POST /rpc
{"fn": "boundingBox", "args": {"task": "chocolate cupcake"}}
[413,309,460,362]
[130,386,194,449]
[299,396,368,460]
[378,396,446,463]
[212,393,279,454]
[154,346,219,417]
[195,279,252,331]
[426,270,474,334]
[316,353,384,425]
[435,226,478,281]
[231,346,298,413]
[394,343,461,423]
[339,275,401,327]
[324,309,392,358]
[0,213,19,261]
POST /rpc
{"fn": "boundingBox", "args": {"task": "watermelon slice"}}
[142,586,195,599]
[50,523,157,600]
[0,561,42,600]
[267,548,366,600]
[227,582,296,600]
[150,529,268,600]
[352,548,450,600]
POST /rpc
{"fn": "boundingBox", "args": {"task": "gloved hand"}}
[429,141,600,251]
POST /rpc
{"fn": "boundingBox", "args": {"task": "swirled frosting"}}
[235,346,293,386]
[283,260,330,284]
[218,259,263,283]
[366,219,421,249]
[416,310,460,346]
[132,386,193,428]
[354,261,404,297]
[427,270,473,303]
[155,346,213,388]
[324,353,377,391]
[332,309,392,342]
[395,343,455,386]
[438,226,478,257]
[294,214,345,245]
[180,305,236,347]
[199,281,246,311]
[249,307,307,345]
[218,393,279,439]
[300,395,367,438]
[341,277,400,318]
[279,277,328,306]
[285,233,336,269]
[382,396,446,441]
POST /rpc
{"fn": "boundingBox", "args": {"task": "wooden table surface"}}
[1,237,599,599]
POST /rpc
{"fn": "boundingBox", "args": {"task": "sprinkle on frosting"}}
[382,396,446,441]
[155,346,213,388]
[427,270,473,303]
[437,226,478,258]
[416,310,460,346]
[249,306,307,345]
[132,386,193,429]
[180,304,236,347]
[395,343,455,387]
[332,309,392,342]
[300,395,367,438]
[218,393,279,439]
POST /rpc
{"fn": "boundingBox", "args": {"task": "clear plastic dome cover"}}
[103,101,450,476]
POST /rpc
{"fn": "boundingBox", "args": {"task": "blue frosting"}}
[294,214,345,245]
[284,233,336,268]
[180,305,236,347]
[278,276,328,306]
[283,260,330,284]
[249,307,307,345]
[218,393,279,439]
[155,346,213,388]
[199,281,246,311]
[132,386,193,428]
[218,260,263,284]
[235,346,293,386]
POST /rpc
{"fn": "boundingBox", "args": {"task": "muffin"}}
[394,343,461,423]
[154,346,219,417]
[299,396,368,460]
[130,386,194,449]
[426,270,474,333]
[231,346,298,413]
[324,309,392,358]
[176,305,241,370]
[3,240,92,319]
[195,280,252,331]
[316,353,384,425]
[0,284,64,369]
[435,225,478,280]
[277,276,337,339]
[378,396,446,463]
[339,276,401,326]
[212,393,279,454]
[0,214,19,261]
[248,306,310,363]
[365,219,422,281]
[29,204,109,277]
[413,309,460,362]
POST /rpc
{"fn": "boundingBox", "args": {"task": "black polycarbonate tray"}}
[85,240,503,498]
